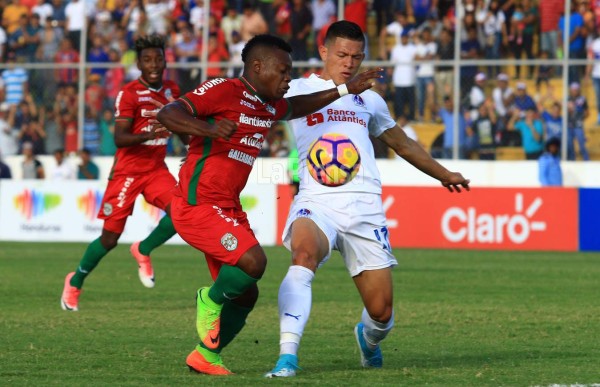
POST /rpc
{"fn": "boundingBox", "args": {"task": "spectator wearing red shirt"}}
[54,38,79,86]
[539,0,564,61]
[205,33,229,79]
[274,0,292,40]
[103,48,125,111]
[344,0,369,58]
[84,73,104,116]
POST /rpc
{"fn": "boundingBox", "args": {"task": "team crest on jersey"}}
[296,208,312,218]
[353,95,365,107]
[103,203,113,216]
[221,233,238,251]
[165,88,172,99]
[265,104,276,115]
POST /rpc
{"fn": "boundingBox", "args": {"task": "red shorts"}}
[171,196,259,280]
[98,168,177,233]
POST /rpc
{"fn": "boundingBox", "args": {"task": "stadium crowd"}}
[0,0,598,171]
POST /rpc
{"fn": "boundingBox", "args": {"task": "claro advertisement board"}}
[277,186,580,251]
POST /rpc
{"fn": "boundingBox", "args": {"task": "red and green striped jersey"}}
[111,78,180,176]
[177,77,291,208]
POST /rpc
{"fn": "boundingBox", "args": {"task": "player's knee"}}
[369,304,394,324]
[291,249,319,272]
[99,235,119,250]
[238,246,267,279]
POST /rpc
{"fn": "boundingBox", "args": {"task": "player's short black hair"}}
[546,137,561,151]
[135,34,166,57]
[324,20,365,46]
[241,34,292,63]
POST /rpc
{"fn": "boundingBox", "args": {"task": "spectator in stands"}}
[240,2,268,43]
[103,48,125,111]
[540,99,563,143]
[539,0,564,72]
[311,0,336,54]
[0,150,11,179]
[567,82,590,161]
[439,95,467,159]
[415,27,436,122]
[145,0,170,36]
[508,107,544,160]
[227,31,245,77]
[65,0,84,50]
[396,114,419,144]
[51,0,67,30]
[435,28,454,115]
[0,102,18,157]
[2,0,29,35]
[8,14,40,62]
[37,16,64,62]
[344,0,369,57]
[205,33,229,79]
[468,72,487,122]
[122,0,146,46]
[290,0,313,62]
[174,25,199,94]
[221,6,243,47]
[492,73,513,130]
[460,26,481,97]
[538,138,563,186]
[2,51,28,106]
[21,141,44,179]
[373,0,393,36]
[82,107,100,155]
[513,82,537,112]
[32,0,54,27]
[477,0,506,78]
[535,50,553,94]
[469,99,498,160]
[559,2,586,84]
[379,10,410,59]
[77,148,99,180]
[418,13,442,41]
[587,27,600,124]
[0,25,7,61]
[43,106,63,155]
[514,0,537,79]
[274,0,292,41]
[54,38,79,86]
[87,35,110,79]
[50,148,75,180]
[98,108,116,156]
[391,30,417,121]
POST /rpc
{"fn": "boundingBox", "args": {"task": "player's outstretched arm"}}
[380,125,471,193]
[157,101,237,140]
[286,68,383,120]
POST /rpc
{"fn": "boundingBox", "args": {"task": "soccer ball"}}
[306,133,361,187]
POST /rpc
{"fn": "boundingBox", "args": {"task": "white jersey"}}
[286,74,396,196]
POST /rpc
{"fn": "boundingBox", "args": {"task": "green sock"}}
[207,265,258,304]
[199,301,253,354]
[138,215,176,256]
[70,238,109,289]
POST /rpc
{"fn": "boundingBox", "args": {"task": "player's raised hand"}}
[208,118,237,141]
[344,68,383,95]
[441,172,471,193]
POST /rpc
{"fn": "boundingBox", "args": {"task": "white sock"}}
[361,307,394,350]
[278,265,315,356]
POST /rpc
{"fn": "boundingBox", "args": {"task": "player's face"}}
[319,37,365,85]
[257,49,292,100]
[137,47,166,87]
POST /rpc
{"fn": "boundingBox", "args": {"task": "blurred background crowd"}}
[0,0,599,178]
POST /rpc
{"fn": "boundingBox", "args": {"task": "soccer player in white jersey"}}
[265,21,471,377]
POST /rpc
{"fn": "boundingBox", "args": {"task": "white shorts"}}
[282,193,398,277]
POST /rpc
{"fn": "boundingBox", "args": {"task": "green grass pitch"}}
[1,242,599,386]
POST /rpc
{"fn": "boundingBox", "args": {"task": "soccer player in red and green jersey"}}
[156,34,382,375]
[61,35,184,311]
